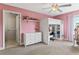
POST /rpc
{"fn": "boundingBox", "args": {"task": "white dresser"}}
[24,32,42,46]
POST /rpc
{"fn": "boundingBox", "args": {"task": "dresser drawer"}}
[24,32,42,46]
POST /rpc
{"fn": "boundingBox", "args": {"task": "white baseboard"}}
[0,48,5,50]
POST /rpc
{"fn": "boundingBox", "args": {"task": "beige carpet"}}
[0,40,79,55]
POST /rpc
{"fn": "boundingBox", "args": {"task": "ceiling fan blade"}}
[59,4,72,7]
[58,8,62,12]
[42,7,51,9]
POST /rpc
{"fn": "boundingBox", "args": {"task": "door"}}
[56,25,60,38]
[5,12,17,48]
[3,10,21,49]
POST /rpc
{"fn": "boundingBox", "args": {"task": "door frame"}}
[3,10,21,49]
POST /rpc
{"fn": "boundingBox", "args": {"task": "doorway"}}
[49,24,61,41]
[3,10,21,49]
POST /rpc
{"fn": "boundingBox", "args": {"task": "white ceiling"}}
[4,3,79,16]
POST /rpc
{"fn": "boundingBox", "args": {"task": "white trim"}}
[3,10,5,49]
[19,14,22,45]
[3,10,21,15]
[2,10,21,49]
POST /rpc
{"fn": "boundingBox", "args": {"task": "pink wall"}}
[54,14,69,40]
[0,4,53,48]
[54,10,79,41]
[0,10,3,47]
[21,20,35,33]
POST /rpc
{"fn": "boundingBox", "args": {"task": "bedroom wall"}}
[21,20,35,33]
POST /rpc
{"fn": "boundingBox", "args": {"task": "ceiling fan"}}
[43,3,72,12]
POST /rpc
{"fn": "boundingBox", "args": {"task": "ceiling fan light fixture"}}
[43,3,72,13]
[51,3,59,12]
[52,8,57,11]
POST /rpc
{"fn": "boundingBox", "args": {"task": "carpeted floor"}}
[0,40,79,55]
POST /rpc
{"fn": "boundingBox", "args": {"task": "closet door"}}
[5,13,16,47]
